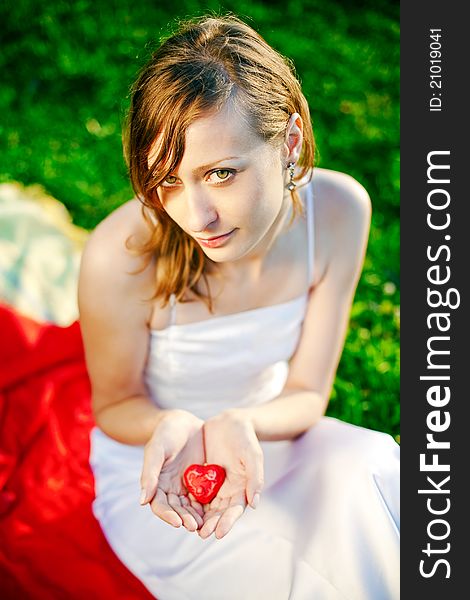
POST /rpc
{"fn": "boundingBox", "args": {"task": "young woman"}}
[78,15,399,600]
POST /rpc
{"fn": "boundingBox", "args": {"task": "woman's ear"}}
[282,113,303,164]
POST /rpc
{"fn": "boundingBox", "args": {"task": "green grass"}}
[1,0,399,439]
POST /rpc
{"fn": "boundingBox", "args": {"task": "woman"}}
[78,14,399,600]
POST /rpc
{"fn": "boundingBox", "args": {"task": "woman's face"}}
[153,102,292,266]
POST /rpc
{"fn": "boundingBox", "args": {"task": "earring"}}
[287,162,296,191]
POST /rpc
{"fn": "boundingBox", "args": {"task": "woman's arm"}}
[219,170,372,441]
[78,201,169,446]
[79,206,207,531]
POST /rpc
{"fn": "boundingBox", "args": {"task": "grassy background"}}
[1,0,400,439]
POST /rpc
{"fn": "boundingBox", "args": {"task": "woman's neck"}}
[216,192,295,285]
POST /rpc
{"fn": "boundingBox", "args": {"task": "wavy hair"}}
[124,14,315,312]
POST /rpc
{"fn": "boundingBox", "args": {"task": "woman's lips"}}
[196,229,236,248]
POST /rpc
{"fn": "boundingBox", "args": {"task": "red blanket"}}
[0,304,154,599]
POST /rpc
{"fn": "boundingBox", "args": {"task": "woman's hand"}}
[140,409,205,532]
[198,410,264,540]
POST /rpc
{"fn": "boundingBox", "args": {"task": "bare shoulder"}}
[311,167,371,225]
[307,168,372,288]
[78,198,157,328]
[79,199,155,290]
[83,198,153,265]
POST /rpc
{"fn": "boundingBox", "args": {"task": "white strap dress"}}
[90,185,400,600]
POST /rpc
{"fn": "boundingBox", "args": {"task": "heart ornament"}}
[183,463,226,504]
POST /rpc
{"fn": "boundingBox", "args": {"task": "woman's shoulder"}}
[86,197,152,246]
[79,198,156,301]
[82,199,154,270]
[306,168,372,287]
[309,167,371,221]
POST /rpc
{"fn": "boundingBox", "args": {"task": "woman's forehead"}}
[184,109,262,160]
[148,103,265,172]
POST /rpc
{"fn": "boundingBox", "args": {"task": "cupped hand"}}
[140,409,205,532]
[198,410,264,540]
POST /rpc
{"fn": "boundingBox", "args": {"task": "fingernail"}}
[140,489,147,505]
[251,493,260,509]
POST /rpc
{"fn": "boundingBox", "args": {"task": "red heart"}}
[183,463,226,504]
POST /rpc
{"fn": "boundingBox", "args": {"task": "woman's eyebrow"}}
[192,156,242,173]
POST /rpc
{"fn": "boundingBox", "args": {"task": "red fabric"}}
[0,304,154,599]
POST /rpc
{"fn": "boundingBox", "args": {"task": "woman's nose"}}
[186,188,218,233]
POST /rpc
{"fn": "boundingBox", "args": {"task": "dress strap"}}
[306,184,315,288]
[169,293,177,327]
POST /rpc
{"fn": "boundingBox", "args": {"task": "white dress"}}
[89,186,400,600]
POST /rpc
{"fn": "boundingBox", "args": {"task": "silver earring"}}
[287,162,296,191]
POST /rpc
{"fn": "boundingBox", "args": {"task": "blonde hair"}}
[124,14,315,312]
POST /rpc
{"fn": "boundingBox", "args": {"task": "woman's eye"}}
[208,169,234,183]
[163,175,178,185]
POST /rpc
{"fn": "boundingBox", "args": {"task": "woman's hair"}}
[124,14,315,311]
